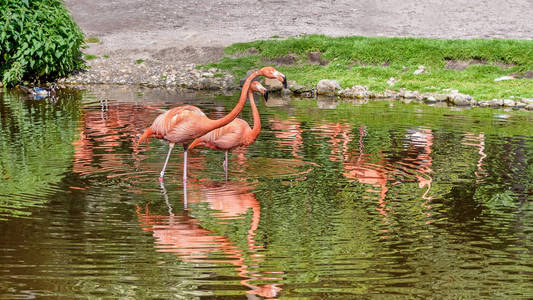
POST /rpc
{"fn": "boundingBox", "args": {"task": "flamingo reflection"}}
[312,122,436,228]
[401,129,434,222]
[269,117,303,159]
[461,133,487,181]
[342,125,392,225]
[136,180,283,299]
[72,102,156,176]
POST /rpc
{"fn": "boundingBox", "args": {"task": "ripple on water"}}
[2,89,533,298]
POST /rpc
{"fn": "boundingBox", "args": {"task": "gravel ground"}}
[61,0,533,92]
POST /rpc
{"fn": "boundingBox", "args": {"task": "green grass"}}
[83,54,98,61]
[85,36,100,43]
[202,35,533,100]
[135,59,145,64]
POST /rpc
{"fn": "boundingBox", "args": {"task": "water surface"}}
[0,86,532,299]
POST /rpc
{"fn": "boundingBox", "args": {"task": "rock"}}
[478,101,490,108]
[520,98,533,104]
[264,77,284,91]
[413,65,426,75]
[317,79,341,95]
[449,93,473,106]
[434,94,449,102]
[515,102,526,108]
[424,96,437,103]
[287,80,310,93]
[503,99,516,107]
[487,99,503,107]
[338,85,370,98]
[526,103,533,110]
[494,75,515,82]
[402,90,419,99]
[301,91,315,98]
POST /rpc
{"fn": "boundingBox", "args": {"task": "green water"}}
[0,86,532,299]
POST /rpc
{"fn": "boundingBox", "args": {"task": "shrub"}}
[0,0,86,86]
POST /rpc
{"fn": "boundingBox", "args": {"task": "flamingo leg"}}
[159,142,175,181]
[223,151,229,181]
[183,149,188,182]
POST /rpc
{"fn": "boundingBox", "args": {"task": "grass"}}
[85,36,100,43]
[83,54,98,61]
[135,59,145,64]
[202,35,533,100]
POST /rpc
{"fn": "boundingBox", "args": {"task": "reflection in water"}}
[137,180,283,299]
[462,133,487,181]
[313,123,436,232]
[72,101,155,176]
[1,88,532,299]
[270,117,304,159]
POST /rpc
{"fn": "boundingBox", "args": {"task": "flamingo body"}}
[147,105,207,145]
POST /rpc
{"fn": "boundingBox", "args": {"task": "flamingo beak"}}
[281,75,287,89]
[264,90,269,102]
[273,70,287,89]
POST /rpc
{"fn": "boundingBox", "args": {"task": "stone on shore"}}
[264,77,284,91]
[413,65,426,75]
[338,85,371,98]
[287,80,311,94]
[503,99,516,107]
[317,79,341,95]
[448,92,473,106]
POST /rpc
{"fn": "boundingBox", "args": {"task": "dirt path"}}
[64,0,532,64]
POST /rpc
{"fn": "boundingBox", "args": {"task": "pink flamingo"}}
[135,67,286,182]
[187,81,268,180]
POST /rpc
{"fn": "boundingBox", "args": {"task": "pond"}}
[0,86,532,299]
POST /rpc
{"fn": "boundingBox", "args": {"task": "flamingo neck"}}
[205,70,261,133]
[135,127,154,150]
[245,89,261,145]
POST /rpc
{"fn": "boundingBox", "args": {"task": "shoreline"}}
[57,0,533,111]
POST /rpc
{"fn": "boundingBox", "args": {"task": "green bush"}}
[0,0,85,86]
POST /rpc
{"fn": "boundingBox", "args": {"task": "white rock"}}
[503,99,516,107]
[494,76,515,82]
[413,65,426,75]
[317,79,341,95]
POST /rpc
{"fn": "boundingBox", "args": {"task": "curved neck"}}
[205,70,261,134]
[246,89,261,144]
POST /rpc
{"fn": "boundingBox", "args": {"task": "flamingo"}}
[135,67,286,182]
[187,81,268,180]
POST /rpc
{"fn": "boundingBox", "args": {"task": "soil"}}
[63,0,533,65]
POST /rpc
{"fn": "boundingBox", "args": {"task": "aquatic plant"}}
[0,0,85,86]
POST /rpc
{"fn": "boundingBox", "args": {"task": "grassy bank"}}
[203,35,533,101]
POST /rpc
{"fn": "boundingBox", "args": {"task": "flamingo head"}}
[260,67,287,89]
[250,81,268,102]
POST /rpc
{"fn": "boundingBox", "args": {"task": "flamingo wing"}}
[150,105,208,144]
[203,119,250,150]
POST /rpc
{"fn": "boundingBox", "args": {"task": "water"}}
[0,86,532,299]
